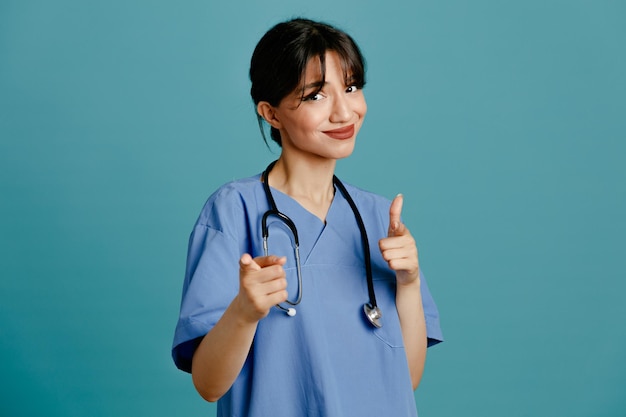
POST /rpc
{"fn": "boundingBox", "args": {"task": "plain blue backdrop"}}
[1,1,625,416]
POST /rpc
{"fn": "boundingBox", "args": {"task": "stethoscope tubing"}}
[261,209,303,308]
[261,160,381,327]
[332,178,379,312]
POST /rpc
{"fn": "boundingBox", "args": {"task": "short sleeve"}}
[419,269,444,347]
[172,192,246,372]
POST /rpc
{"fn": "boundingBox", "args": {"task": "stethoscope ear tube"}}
[262,210,299,246]
[261,209,303,311]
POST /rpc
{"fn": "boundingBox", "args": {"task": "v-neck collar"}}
[266,184,344,264]
[267,184,338,226]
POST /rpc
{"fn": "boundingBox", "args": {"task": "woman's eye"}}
[303,93,323,101]
[346,85,359,93]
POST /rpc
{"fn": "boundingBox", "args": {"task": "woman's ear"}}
[257,102,281,129]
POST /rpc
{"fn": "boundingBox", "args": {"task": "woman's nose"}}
[329,94,351,123]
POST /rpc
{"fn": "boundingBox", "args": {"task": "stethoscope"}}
[261,161,383,328]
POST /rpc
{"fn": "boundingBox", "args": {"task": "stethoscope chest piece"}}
[363,303,382,328]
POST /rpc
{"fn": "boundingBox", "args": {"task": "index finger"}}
[252,255,287,268]
[239,253,261,271]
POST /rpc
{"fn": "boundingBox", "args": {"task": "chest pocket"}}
[370,276,405,348]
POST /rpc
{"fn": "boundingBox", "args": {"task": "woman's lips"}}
[323,124,355,140]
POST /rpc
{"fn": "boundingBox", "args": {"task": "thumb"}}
[388,194,405,237]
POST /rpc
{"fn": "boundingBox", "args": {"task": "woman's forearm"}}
[191,297,258,402]
[191,254,288,402]
[396,279,428,390]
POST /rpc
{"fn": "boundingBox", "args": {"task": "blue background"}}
[1,1,625,416]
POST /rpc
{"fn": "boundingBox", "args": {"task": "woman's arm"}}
[395,279,428,389]
[379,194,428,389]
[191,254,288,402]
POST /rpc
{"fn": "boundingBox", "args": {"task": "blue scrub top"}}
[173,174,443,417]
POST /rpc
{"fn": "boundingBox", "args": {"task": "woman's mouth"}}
[323,124,355,140]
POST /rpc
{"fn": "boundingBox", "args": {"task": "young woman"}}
[172,18,443,417]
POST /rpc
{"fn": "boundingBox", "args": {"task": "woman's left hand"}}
[380,194,427,389]
[378,194,420,286]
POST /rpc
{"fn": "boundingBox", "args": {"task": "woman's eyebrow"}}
[302,80,325,90]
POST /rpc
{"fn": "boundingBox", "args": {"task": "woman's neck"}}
[268,156,336,222]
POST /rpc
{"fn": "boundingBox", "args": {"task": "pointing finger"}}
[239,253,261,271]
[240,254,287,271]
[252,255,287,268]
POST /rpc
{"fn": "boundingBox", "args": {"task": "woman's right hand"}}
[191,254,288,401]
[235,253,289,323]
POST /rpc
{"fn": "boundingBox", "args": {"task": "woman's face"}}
[266,51,367,162]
